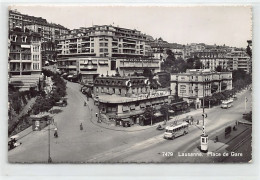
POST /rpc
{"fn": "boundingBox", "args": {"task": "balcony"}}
[10,49,21,53]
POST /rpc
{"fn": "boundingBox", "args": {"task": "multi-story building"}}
[170,69,232,107]
[93,76,170,125]
[226,48,251,73]
[57,25,160,83]
[184,43,206,58]
[190,51,229,71]
[9,9,69,42]
[8,29,43,90]
[149,38,184,60]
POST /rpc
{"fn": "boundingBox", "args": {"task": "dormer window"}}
[11,35,17,42]
[22,36,27,42]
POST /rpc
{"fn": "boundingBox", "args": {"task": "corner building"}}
[170,69,232,108]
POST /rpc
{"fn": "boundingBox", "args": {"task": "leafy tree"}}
[158,72,170,88]
[194,57,202,69]
[160,104,170,124]
[211,84,218,93]
[246,45,252,58]
[143,68,153,80]
[144,107,156,125]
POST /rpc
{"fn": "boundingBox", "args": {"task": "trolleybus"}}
[164,122,189,140]
[221,99,233,109]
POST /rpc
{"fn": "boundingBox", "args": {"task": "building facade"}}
[226,48,251,73]
[9,30,42,76]
[170,69,232,106]
[9,9,69,42]
[190,51,229,71]
[57,25,160,83]
[8,30,43,90]
[93,76,170,125]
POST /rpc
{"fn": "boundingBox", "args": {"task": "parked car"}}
[67,74,78,82]
[185,115,194,124]
[55,97,67,107]
[61,73,68,79]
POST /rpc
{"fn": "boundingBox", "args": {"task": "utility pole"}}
[48,118,52,163]
[200,76,208,153]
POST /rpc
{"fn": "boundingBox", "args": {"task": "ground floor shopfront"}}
[97,95,189,127]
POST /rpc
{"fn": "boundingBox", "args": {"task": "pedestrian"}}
[80,123,83,130]
[54,127,58,138]
[96,113,98,117]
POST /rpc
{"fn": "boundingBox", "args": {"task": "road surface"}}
[8,81,252,163]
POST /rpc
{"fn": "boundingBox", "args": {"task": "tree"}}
[194,57,202,69]
[246,45,252,58]
[158,72,170,88]
[160,104,170,124]
[143,68,153,80]
[144,107,156,126]
[211,84,218,93]
[161,49,175,72]
[171,57,187,73]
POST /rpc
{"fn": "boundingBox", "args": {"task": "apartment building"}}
[9,9,69,42]
[190,51,229,71]
[8,30,43,90]
[57,25,160,83]
[226,48,251,73]
[170,69,232,106]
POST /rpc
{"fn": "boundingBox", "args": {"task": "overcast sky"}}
[10,5,252,48]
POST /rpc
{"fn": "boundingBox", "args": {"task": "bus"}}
[164,122,189,140]
[221,99,233,109]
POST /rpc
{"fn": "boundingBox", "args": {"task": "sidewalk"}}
[186,123,251,163]
[89,104,218,132]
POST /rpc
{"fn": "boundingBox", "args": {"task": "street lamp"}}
[48,117,52,163]
[200,76,208,153]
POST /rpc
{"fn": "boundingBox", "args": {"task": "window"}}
[91,43,94,47]
[118,89,121,95]
[100,48,103,52]
[11,35,17,42]
[111,61,116,70]
[22,36,27,42]
[101,87,104,93]
[91,49,94,53]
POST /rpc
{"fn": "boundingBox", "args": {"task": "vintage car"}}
[55,97,67,107]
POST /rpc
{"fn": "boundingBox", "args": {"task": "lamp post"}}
[200,76,208,153]
[48,117,52,163]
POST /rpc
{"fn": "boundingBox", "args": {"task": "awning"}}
[152,100,157,105]
[122,106,130,112]
[130,105,135,110]
[121,118,131,122]
[140,103,146,108]
[146,102,151,106]
[154,112,163,117]
[21,45,31,48]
